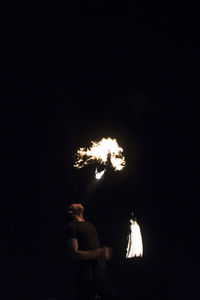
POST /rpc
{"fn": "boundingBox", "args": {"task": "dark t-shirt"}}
[66,220,105,267]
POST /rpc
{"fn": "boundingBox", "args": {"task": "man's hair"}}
[65,206,73,222]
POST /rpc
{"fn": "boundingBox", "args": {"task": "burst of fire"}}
[126,219,143,258]
[74,137,126,172]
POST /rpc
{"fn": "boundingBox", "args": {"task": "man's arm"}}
[67,238,111,261]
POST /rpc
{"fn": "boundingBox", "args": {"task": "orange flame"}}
[74,137,126,171]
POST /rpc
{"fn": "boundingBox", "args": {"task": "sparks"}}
[74,137,126,172]
[126,219,143,258]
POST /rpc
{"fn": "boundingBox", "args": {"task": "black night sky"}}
[3,3,199,300]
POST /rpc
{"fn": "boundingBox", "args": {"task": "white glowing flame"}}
[95,168,106,180]
[126,219,143,258]
[74,137,126,171]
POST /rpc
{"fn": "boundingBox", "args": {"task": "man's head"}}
[67,203,85,219]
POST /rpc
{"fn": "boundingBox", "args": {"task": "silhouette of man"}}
[66,203,115,300]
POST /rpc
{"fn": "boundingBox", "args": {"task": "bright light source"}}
[126,219,143,258]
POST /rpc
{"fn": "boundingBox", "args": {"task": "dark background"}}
[2,2,199,299]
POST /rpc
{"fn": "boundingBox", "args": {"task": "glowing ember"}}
[126,219,143,258]
[74,137,126,172]
[95,168,106,180]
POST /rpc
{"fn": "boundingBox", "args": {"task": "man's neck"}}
[74,215,85,222]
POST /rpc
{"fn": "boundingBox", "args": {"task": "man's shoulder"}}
[66,221,77,239]
[66,220,76,230]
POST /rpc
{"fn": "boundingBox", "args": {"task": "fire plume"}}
[74,137,126,171]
